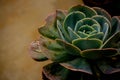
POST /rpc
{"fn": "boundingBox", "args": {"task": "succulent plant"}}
[30,5,120,80]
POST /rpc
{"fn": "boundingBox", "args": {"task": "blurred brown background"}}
[0,0,83,80]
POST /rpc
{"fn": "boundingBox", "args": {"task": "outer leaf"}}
[42,63,70,80]
[93,7,111,22]
[29,41,48,61]
[110,16,120,36]
[38,36,74,62]
[81,48,117,59]
[56,10,67,23]
[101,31,120,48]
[98,61,120,74]
[69,5,97,17]
[60,58,92,75]
[43,63,96,80]
[72,38,102,50]
[56,39,81,56]
[92,15,111,33]
[63,11,86,31]
[102,23,109,41]
[38,13,59,39]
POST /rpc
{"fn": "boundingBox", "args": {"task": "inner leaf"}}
[63,11,86,31]
[79,25,95,34]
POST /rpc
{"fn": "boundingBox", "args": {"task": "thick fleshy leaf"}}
[101,31,120,48]
[79,25,94,33]
[98,61,120,74]
[92,15,111,33]
[110,16,120,36]
[38,13,59,39]
[42,63,70,80]
[101,48,118,57]
[57,20,70,42]
[43,63,96,80]
[29,41,48,61]
[74,19,83,31]
[60,58,92,75]
[81,48,117,59]
[74,18,100,32]
[68,27,80,41]
[81,18,99,26]
[93,7,111,22]
[92,24,101,32]
[88,32,104,40]
[69,5,97,17]
[39,10,67,39]
[56,39,81,56]
[38,36,74,62]
[63,11,86,31]
[77,31,88,38]
[72,38,102,50]
[56,10,67,23]
[102,23,109,41]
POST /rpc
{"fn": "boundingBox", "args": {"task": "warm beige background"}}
[0,0,83,80]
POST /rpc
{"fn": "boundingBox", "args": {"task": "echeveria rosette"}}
[30,5,120,80]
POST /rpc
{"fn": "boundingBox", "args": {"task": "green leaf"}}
[74,19,83,31]
[97,61,120,74]
[79,25,94,33]
[60,58,92,75]
[57,20,71,42]
[102,23,109,41]
[38,13,59,39]
[93,7,111,22]
[81,48,117,59]
[110,16,120,36]
[74,18,100,32]
[81,18,99,26]
[56,10,67,23]
[29,41,48,61]
[56,39,81,56]
[92,24,101,32]
[77,31,88,38]
[68,27,80,41]
[42,63,70,80]
[82,49,102,59]
[69,5,97,17]
[43,39,63,51]
[101,31,120,48]
[88,32,104,40]
[43,63,94,80]
[63,11,86,31]
[101,48,118,57]
[92,15,111,33]
[72,38,102,50]
[39,36,74,62]
[39,26,59,39]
